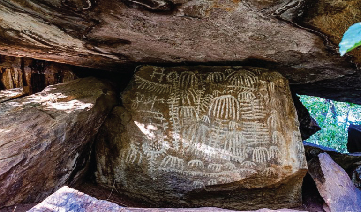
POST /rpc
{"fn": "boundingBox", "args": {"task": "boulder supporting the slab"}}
[95,66,307,210]
[0,77,117,207]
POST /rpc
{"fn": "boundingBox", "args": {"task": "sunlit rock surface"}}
[95,66,307,210]
[0,77,117,207]
[308,153,361,212]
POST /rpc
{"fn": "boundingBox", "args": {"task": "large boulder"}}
[308,152,361,212]
[95,66,307,210]
[0,77,117,207]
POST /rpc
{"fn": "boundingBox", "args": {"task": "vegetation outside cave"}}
[299,95,361,153]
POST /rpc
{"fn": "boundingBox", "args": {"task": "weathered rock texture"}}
[95,66,307,210]
[0,55,77,94]
[308,152,361,212]
[0,77,117,207]
[0,1,360,104]
[28,186,306,212]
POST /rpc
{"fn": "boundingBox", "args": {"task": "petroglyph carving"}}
[263,167,278,177]
[223,162,237,170]
[135,75,172,94]
[208,163,222,172]
[209,95,240,120]
[122,143,143,165]
[272,131,285,144]
[160,155,184,170]
[150,67,166,83]
[239,168,257,175]
[206,72,225,83]
[208,179,218,185]
[179,71,199,90]
[241,161,256,169]
[268,146,280,160]
[188,160,204,169]
[252,147,269,163]
[193,180,205,189]
[268,110,280,129]
[226,69,258,88]
[120,66,305,187]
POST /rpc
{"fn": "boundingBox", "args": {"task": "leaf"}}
[339,23,361,56]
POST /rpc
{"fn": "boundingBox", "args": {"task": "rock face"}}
[0,77,117,207]
[95,66,307,210]
[348,124,361,153]
[308,152,361,212]
[0,55,77,94]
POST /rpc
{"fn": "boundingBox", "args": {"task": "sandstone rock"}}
[348,124,361,153]
[95,66,307,210]
[0,77,117,207]
[291,93,320,140]
[308,152,361,212]
[28,186,306,212]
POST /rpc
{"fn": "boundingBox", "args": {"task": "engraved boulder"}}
[94,66,308,210]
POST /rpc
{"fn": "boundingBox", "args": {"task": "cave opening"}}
[299,94,361,153]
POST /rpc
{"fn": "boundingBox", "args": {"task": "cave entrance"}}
[299,95,361,153]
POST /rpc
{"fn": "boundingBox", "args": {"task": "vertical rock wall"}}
[95,66,307,210]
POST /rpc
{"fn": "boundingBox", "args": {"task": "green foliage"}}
[299,95,361,153]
